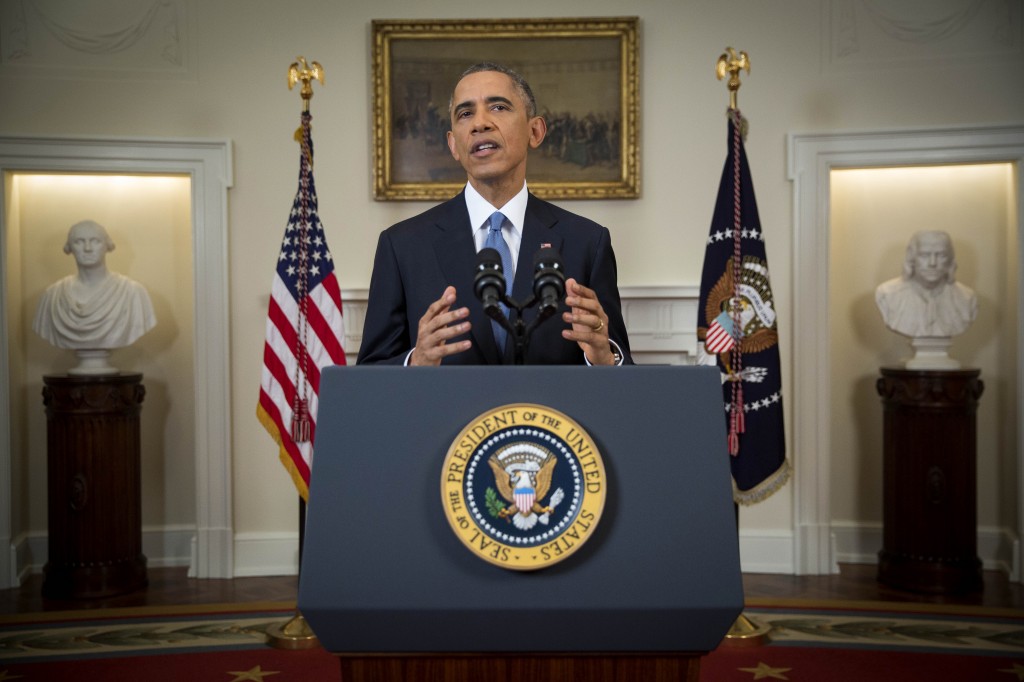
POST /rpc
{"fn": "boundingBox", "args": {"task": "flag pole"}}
[715,47,772,647]
[266,56,325,651]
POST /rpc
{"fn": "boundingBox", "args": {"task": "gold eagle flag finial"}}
[288,57,324,112]
[716,47,750,111]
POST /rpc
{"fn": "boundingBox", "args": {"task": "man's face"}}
[912,233,952,288]
[446,70,545,189]
[67,224,109,268]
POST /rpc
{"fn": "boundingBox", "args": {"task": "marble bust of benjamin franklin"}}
[874,230,977,369]
[874,230,977,339]
[33,220,156,372]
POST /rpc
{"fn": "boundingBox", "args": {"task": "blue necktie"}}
[484,211,514,353]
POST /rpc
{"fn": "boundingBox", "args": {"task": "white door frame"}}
[0,136,234,585]
[788,125,1024,577]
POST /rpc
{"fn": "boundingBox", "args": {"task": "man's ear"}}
[528,116,547,149]
[447,130,459,161]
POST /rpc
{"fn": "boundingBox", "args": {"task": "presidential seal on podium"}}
[441,403,607,570]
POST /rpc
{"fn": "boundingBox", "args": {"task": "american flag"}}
[257,112,346,500]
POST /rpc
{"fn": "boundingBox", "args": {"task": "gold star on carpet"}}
[227,666,281,682]
[999,662,1024,680]
[738,661,792,680]
[0,671,24,681]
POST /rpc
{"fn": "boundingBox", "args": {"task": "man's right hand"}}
[409,286,473,366]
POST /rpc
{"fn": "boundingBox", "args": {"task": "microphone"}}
[532,247,565,317]
[474,247,506,316]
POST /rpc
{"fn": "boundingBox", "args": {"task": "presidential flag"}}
[257,111,346,500]
[697,110,789,505]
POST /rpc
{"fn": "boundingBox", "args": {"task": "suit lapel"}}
[513,194,564,302]
[432,193,502,364]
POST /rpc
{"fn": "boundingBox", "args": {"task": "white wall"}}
[1,0,1022,575]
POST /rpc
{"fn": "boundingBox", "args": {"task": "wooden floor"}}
[1,563,1022,615]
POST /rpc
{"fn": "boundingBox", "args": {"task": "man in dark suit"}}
[357,62,631,366]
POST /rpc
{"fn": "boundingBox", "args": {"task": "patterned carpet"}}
[706,599,1024,681]
[0,599,1022,681]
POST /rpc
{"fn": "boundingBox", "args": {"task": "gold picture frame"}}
[372,17,639,201]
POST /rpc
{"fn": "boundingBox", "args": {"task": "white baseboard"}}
[12,534,44,584]
[11,526,195,584]
[232,532,298,577]
[831,521,1021,578]
[831,521,883,566]
[144,526,195,568]
[739,530,797,574]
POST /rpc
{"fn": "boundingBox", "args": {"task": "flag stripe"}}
[305,288,345,368]
[706,323,735,353]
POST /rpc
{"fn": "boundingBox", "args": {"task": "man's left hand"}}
[562,278,616,366]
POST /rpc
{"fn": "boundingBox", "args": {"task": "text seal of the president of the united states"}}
[441,403,607,570]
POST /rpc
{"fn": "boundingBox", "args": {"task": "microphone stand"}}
[477,246,565,365]
[488,294,561,365]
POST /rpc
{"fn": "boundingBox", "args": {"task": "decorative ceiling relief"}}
[0,0,193,79]
[826,0,1022,70]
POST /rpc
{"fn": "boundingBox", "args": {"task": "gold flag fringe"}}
[734,458,791,506]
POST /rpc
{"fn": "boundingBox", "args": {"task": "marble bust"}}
[875,230,977,369]
[33,220,156,374]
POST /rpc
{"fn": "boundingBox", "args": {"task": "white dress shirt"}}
[464,180,528,274]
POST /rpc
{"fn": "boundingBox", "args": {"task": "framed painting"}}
[372,17,639,201]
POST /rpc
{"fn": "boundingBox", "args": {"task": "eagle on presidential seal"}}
[487,443,565,531]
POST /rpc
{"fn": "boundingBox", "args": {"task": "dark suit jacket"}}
[357,191,632,366]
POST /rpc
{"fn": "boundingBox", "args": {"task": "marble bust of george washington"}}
[33,220,156,356]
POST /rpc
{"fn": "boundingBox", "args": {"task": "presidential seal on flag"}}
[701,255,779,363]
[441,404,606,570]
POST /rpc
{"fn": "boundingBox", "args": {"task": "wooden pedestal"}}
[876,368,983,594]
[337,653,701,682]
[42,373,148,599]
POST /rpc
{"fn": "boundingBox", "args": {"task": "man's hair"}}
[902,230,955,283]
[449,62,538,119]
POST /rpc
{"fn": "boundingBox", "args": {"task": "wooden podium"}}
[876,368,983,594]
[42,374,148,599]
[337,654,698,682]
